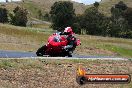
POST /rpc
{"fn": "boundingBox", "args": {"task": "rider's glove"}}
[63,46,68,51]
[63,45,73,51]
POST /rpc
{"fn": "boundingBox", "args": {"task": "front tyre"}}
[36,45,47,56]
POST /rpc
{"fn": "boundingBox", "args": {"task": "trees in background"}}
[94,1,99,8]
[0,1,132,38]
[49,1,132,38]
[37,10,51,21]
[38,10,43,20]
[10,6,28,27]
[80,6,109,36]
[77,2,110,36]
[0,6,28,26]
[75,1,132,38]
[50,1,75,31]
[123,8,132,27]
[0,8,8,23]
[123,8,132,38]
[115,1,127,10]
[109,1,131,38]
[43,13,50,21]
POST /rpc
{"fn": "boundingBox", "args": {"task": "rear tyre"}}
[67,51,73,57]
[68,54,72,57]
[36,45,47,56]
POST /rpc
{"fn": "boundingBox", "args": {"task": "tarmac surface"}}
[0,50,126,60]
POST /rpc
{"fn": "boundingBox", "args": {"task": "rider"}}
[62,27,76,56]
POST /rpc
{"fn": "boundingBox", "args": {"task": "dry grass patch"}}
[0,59,131,88]
[0,24,51,52]
[99,0,132,16]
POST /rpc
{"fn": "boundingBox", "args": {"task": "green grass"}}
[23,0,86,15]
[31,24,51,29]
[23,1,41,18]
[0,23,52,43]
[0,23,132,57]
[0,59,17,69]
[0,23,53,51]
[77,35,132,57]
[0,59,43,69]
[99,44,132,58]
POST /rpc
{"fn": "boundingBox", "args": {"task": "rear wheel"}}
[67,51,73,57]
[68,55,72,57]
[36,45,47,56]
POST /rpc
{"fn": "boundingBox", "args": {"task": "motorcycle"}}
[36,33,81,57]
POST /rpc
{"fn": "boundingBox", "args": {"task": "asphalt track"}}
[0,50,127,60]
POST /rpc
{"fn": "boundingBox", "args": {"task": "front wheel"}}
[36,45,47,56]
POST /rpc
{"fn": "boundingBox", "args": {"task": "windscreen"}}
[53,35,61,42]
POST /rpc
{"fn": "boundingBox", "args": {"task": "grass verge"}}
[0,23,132,57]
[0,59,131,88]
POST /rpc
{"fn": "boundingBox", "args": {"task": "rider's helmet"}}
[64,27,73,35]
